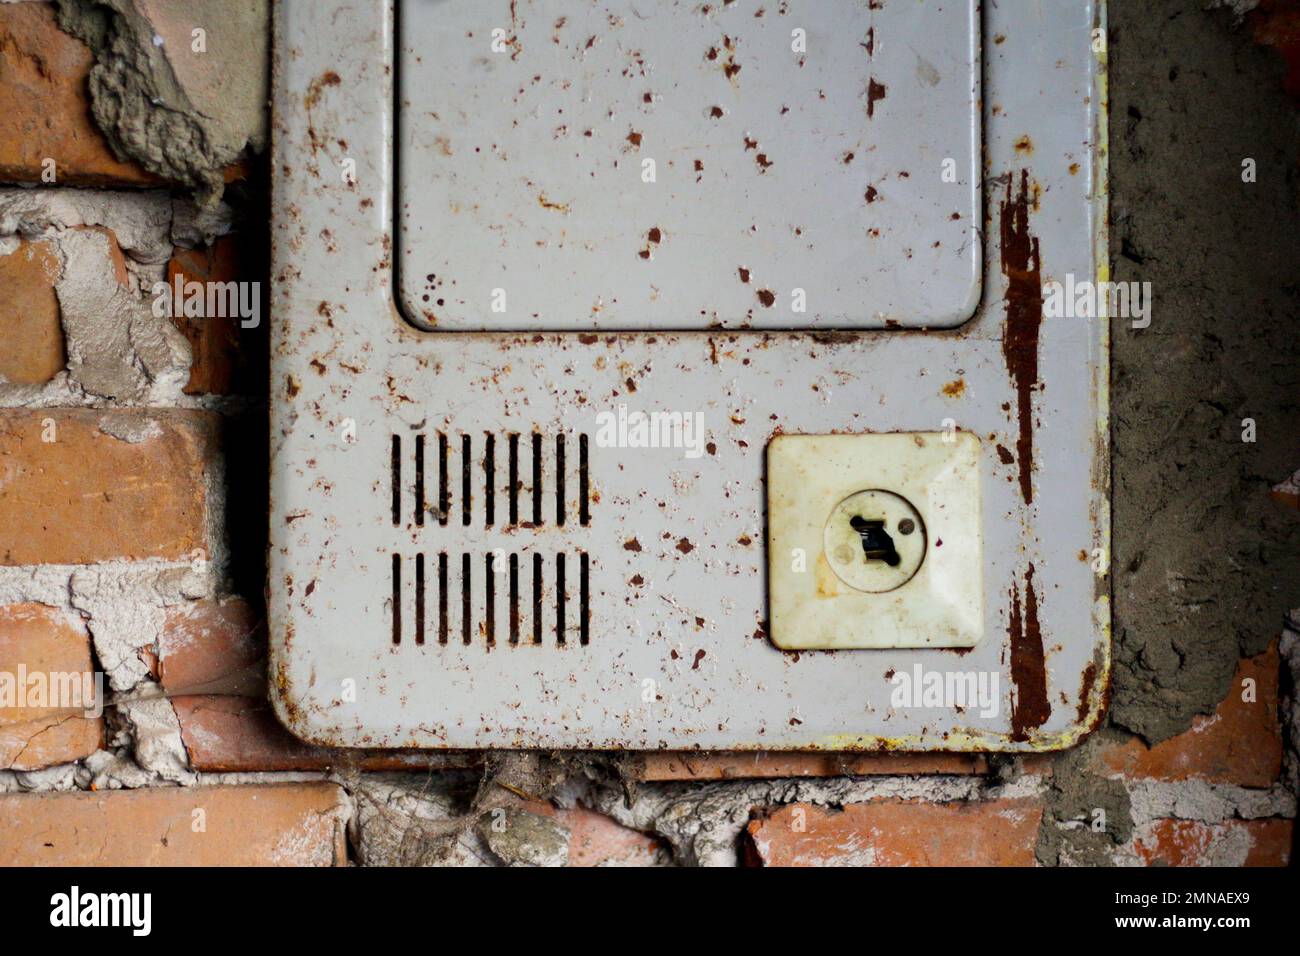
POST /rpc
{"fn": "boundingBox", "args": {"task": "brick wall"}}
[0,0,1295,867]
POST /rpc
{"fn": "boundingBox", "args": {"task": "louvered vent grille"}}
[388,432,590,647]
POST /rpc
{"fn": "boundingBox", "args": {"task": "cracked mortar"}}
[0,561,218,788]
[55,227,189,400]
[1108,0,1300,744]
[54,0,269,205]
[349,753,1046,867]
[0,187,236,407]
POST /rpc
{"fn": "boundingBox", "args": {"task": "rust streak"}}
[1076,661,1098,726]
[999,170,1043,505]
[1008,564,1050,741]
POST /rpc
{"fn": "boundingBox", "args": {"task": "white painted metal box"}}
[269,0,1110,752]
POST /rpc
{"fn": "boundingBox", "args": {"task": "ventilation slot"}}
[389,551,590,648]
[390,552,401,644]
[438,433,449,526]
[396,431,590,527]
[579,434,589,527]
[414,434,425,527]
[438,552,449,644]
[415,552,425,645]
[390,436,401,526]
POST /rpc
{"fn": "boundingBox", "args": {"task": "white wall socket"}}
[767,433,983,650]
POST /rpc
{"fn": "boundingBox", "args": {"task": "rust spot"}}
[537,193,569,213]
[996,444,1015,465]
[304,71,341,110]
[1014,135,1034,155]
[709,105,725,118]
[1076,661,1098,725]
[756,289,776,308]
[941,378,965,398]
[623,538,643,552]
[1009,564,1050,741]
[692,649,706,669]
[627,130,643,147]
[715,35,742,81]
[809,330,859,345]
[676,537,696,554]
[866,78,888,117]
[864,185,880,203]
[638,227,663,261]
[1000,170,1043,505]
[737,266,751,284]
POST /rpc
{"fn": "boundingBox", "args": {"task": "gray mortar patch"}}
[1036,732,1134,866]
[1107,0,1300,743]
[55,0,269,205]
[478,806,570,867]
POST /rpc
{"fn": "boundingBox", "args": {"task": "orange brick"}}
[562,806,668,866]
[1094,645,1282,787]
[161,598,265,696]
[0,783,349,866]
[1134,819,1293,867]
[744,798,1043,867]
[0,239,64,385]
[0,603,102,770]
[1270,491,1300,508]
[0,410,217,565]
[166,237,245,395]
[641,751,987,781]
[521,802,668,866]
[0,2,158,186]
[172,695,473,773]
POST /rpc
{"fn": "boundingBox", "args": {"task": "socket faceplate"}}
[768,433,983,650]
